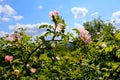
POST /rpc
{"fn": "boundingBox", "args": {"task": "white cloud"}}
[38,5,43,9]
[8,23,39,30]
[90,12,99,16]
[13,15,24,21]
[112,11,120,19]
[0,17,10,22]
[0,4,15,16]
[0,4,23,22]
[74,23,84,28]
[0,31,10,37]
[71,7,88,18]
[2,4,16,16]
[112,11,120,26]
[8,22,52,37]
[0,5,3,13]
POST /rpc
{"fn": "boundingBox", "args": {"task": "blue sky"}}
[0,0,120,36]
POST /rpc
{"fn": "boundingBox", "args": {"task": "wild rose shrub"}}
[0,11,120,80]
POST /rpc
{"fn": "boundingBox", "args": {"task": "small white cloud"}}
[0,31,10,37]
[8,22,52,36]
[112,11,120,25]
[0,4,15,15]
[13,15,24,21]
[0,4,23,22]
[74,23,84,28]
[71,7,88,18]
[0,17,10,22]
[90,12,99,16]
[3,4,16,16]
[38,5,43,9]
[112,11,120,19]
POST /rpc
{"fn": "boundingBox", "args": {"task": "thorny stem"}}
[52,18,57,41]
[17,43,43,79]
[52,26,57,41]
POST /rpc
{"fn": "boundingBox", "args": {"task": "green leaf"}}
[104,73,110,77]
[13,59,21,63]
[115,32,120,40]
[39,24,49,29]
[116,50,120,58]
[72,28,80,34]
[112,63,119,70]
[101,68,109,71]
[44,32,52,37]
[105,45,115,53]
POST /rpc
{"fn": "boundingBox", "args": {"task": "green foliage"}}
[0,11,120,80]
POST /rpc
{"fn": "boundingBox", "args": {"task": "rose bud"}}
[30,68,36,73]
[101,42,107,48]
[56,56,60,60]
[51,43,56,49]
[65,56,69,60]
[5,55,13,62]
[13,69,19,76]
[79,56,83,61]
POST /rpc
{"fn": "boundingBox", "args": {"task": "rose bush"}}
[0,11,120,79]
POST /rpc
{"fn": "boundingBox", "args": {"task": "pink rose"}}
[49,10,59,19]
[78,27,85,32]
[80,31,92,44]
[78,27,92,44]
[5,55,13,62]
[6,33,21,41]
[12,33,20,38]
[56,23,64,32]
[30,68,36,73]
[12,33,21,41]
[6,36,14,41]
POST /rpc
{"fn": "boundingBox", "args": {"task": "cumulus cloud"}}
[13,15,24,21]
[1,4,16,16]
[0,17,10,22]
[0,4,23,22]
[71,7,88,19]
[111,11,120,27]
[8,23,40,30]
[0,31,10,37]
[8,22,52,37]
[112,11,120,19]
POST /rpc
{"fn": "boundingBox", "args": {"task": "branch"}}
[18,43,43,78]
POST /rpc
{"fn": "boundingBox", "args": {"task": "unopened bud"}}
[65,56,69,60]
[51,43,56,49]
[30,68,36,73]
[79,56,82,61]
[13,69,19,76]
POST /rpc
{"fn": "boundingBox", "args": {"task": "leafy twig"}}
[108,65,120,79]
